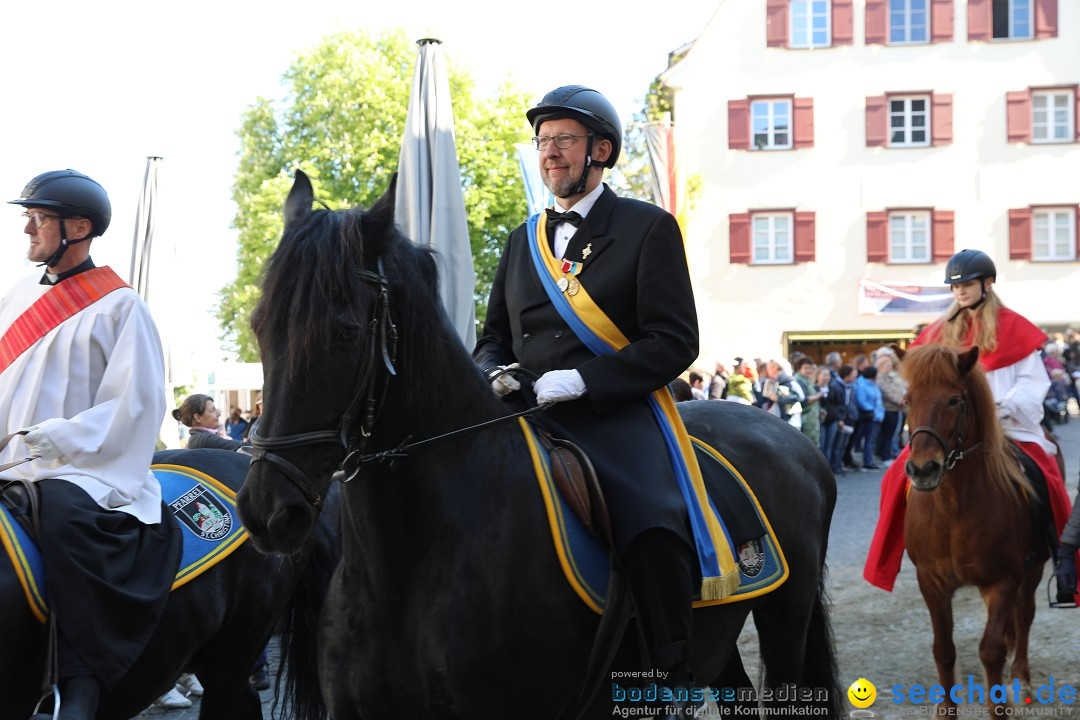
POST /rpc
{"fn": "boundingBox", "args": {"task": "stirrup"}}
[30,683,59,720]
[1046,574,1078,609]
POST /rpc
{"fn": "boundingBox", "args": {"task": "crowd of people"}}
[679,324,1079,482]
[677,347,912,477]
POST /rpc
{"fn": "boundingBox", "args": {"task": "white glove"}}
[488,363,521,396]
[22,426,65,461]
[535,369,587,405]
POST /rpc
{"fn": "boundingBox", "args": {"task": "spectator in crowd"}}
[688,371,707,401]
[793,357,823,448]
[753,359,804,429]
[1045,368,1070,433]
[726,359,755,404]
[853,366,885,471]
[840,365,861,470]
[875,355,907,462]
[1064,329,1080,412]
[1044,341,1066,377]
[224,406,249,443]
[820,365,847,475]
[708,361,728,400]
[245,396,262,442]
[669,377,693,402]
[173,395,242,451]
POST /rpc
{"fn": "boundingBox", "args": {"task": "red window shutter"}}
[931,0,955,42]
[766,0,788,47]
[1006,90,1032,143]
[968,0,991,41]
[730,213,751,264]
[867,212,888,262]
[932,210,955,261]
[793,98,815,148]
[794,212,816,263]
[832,0,854,45]
[931,93,953,146]
[1035,0,1058,38]
[1009,208,1032,260]
[865,0,887,44]
[728,99,750,150]
[866,96,888,147]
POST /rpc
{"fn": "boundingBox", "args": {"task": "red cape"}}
[913,306,1047,371]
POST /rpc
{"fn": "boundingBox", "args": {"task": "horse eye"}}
[947,396,961,407]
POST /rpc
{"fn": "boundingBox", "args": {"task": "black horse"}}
[237,170,841,719]
[1,448,337,720]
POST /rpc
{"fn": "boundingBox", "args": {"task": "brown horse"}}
[898,344,1049,710]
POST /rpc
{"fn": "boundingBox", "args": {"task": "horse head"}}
[897,344,982,491]
[238,169,405,554]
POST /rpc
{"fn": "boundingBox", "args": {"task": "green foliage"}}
[220,30,532,360]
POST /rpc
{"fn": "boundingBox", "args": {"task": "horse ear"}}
[892,344,905,361]
[362,172,398,246]
[957,347,980,376]
[284,170,314,232]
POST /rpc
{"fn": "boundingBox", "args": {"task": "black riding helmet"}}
[9,170,111,268]
[945,249,996,319]
[527,86,622,195]
[944,249,996,285]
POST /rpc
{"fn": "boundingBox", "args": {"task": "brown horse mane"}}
[902,344,1031,497]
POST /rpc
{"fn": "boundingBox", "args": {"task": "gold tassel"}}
[700,569,741,601]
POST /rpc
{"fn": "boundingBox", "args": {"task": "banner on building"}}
[858,279,952,315]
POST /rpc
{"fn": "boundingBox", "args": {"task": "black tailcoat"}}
[474,185,699,553]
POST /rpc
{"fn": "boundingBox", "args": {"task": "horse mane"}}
[252,193,495,420]
[902,344,1031,497]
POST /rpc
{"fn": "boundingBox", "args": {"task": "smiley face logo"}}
[847,678,877,708]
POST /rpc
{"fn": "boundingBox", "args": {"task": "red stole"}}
[0,267,129,375]
[913,307,1047,371]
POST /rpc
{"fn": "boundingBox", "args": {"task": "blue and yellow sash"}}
[526,214,739,600]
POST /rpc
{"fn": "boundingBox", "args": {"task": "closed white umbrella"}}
[395,38,476,349]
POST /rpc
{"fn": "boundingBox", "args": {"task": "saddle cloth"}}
[0,463,250,623]
[518,418,788,614]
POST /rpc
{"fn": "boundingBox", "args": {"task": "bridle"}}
[907,391,982,471]
[247,259,398,510]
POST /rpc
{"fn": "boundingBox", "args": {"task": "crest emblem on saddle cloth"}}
[171,485,233,541]
[737,539,766,578]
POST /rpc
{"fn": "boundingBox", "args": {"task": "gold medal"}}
[582,243,593,259]
[557,277,570,293]
[567,279,580,296]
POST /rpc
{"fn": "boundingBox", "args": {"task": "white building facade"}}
[662,0,1079,365]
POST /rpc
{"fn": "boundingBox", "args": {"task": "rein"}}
[248,259,549,508]
[908,391,983,470]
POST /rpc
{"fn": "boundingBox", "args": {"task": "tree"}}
[219,29,531,360]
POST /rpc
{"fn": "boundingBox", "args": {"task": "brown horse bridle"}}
[907,391,983,471]
[247,260,398,509]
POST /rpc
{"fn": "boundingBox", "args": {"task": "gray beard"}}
[545,173,580,199]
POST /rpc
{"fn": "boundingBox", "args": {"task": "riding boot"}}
[30,676,100,720]
[623,528,704,718]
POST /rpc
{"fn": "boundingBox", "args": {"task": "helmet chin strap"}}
[40,219,89,270]
[571,135,596,196]
[947,278,989,322]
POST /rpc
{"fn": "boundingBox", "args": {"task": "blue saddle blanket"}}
[520,419,789,614]
[0,463,249,623]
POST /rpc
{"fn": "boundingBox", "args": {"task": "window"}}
[890,0,928,43]
[751,100,792,149]
[752,213,793,264]
[1032,91,1075,143]
[1033,209,1076,260]
[889,96,930,147]
[791,0,831,48]
[889,212,931,263]
[992,0,1032,39]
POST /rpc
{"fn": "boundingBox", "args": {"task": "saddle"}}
[530,424,614,551]
[0,479,41,543]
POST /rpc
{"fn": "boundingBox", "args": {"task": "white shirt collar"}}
[554,182,604,219]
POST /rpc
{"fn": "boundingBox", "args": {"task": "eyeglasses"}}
[532,133,591,151]
[21,211,62,229]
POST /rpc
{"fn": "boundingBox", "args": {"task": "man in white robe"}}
[2,170,181,719]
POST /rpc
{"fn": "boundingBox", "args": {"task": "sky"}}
[0,0,720,373]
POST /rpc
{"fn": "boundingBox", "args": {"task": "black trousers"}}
[38,480,182,688]
[622,528,695,687]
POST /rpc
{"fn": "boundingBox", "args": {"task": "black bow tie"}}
[545,208,583,234]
